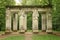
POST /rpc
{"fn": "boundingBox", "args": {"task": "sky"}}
[15,0,22,5]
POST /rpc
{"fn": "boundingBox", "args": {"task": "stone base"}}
[13,30,17,32]
[33,31,39,34]
[19,32,25,34]
[33,30,39,34]
[42,30,46,32]
[25,30,27,32]
[5,30,12,35]
[5,32,11,35]
[20,30,25,32]
[47,32,53,34]
[19,30,25,34]
[46,30,52,34]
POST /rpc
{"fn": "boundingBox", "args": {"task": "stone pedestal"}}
[32,9,39,33]
[46,9,52,34]
[41,13,46,32]
[6,8,12,34]
[13,13,18,32]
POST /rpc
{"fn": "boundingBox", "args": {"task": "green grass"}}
[2,34,60,40]
[27,30,32,32]
[0,31,4,34]
[53,30,60,32]
[27,30,42,32]
[32,34,60,40]
[2,35,25,40]
[0,31,60,40]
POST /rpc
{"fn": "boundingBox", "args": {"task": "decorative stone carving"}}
[32,9,39,32]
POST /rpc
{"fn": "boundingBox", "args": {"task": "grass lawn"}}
[0,31,4,34]
[2,35,25,40]
[0,31,60,40]
[32,34,60,40]
[27,30,42,32]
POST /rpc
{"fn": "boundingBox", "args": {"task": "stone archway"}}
[5,5,52,33]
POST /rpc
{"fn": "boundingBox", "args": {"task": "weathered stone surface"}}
[6,8,11,32]
[6,6,52,33]
[46,9,52,33]
[42,30,46,32]
[23,13,27,31]
[20,30,25,32]
[19,10,26,32]
[13,13,18,31]
[32,9,39,32]
[41,13,46,32]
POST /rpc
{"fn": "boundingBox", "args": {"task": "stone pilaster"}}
[13,13,18,32]
[6,8,12,33]
[41,13,46,32]
[46,9,52,33]
[19,10,25,33]
[24,13,27,31]
[32,9,39,33]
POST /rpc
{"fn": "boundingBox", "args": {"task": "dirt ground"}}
[0,32,60,40]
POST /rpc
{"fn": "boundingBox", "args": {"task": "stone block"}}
[33,30,38,33]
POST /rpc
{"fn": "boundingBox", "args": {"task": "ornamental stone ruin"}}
[5,5,52,34]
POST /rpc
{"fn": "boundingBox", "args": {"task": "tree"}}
[22,0,49,5]
[0,0,15,31]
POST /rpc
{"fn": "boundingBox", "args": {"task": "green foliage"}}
[22,0,49,5]
[0,0,15,31]
[0,0,60,31]
[52,0,60,31]
[27,12,32,30]
[2,35,25,40]
[22,0,60,31]
[0,8,5,31]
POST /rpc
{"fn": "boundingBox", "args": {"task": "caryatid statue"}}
[32,9,39,32]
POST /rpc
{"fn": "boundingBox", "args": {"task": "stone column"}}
[13,13,18,32]
[41,13,46,32]
[19,10,26,33]
[46,9,52,33]
[32,9,39,33]
[6,8,12,33]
